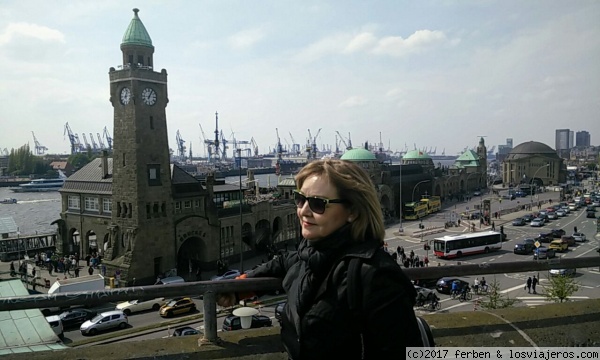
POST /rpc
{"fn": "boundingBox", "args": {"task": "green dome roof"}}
[340,148,377,161]
[403,150,431,160]
[121,8,153,47]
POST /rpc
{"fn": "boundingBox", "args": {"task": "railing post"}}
[202,291,218,343]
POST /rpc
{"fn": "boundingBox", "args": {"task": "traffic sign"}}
[534,241,541,248]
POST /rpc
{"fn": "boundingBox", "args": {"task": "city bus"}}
[433,231,503,259]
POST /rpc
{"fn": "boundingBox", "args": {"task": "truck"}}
[48,274,106,295]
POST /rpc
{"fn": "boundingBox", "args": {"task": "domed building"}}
[401,150,434,174]
[501,141,565,187]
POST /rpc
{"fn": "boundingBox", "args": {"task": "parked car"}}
[572,232,587,242]
[514,243,534,255]
[58,308,97,328]
[550,229,566,238]
[549,239,568,253]
[173,326,201,337]
[512,218,526,226]
[159,297,197,318]
[560,207,570,214]
[547,212,558,220]
[222,314,273,331]
[555,210,566,217]
[549,268,576,277]
[46,315,64,338]
[211,269,241,281]
[568,203,578,211]
[80,310,128,336]
[560,235,576,246]
[530,218,544,227]
[435,277,469,294]
[533,247,556,260]
[116,297,168,315]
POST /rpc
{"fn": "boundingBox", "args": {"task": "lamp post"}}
[530,163,550,211]
[398,160,403,233]
[237,149,244,273]
[412,180,431,202]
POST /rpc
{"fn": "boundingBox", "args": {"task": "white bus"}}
[433,231,503,259]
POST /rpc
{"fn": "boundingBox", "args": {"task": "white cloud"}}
[372,30,448,57]
[0,22,65,45]
[343,32,377,53]
[339,95,367,108]
[228,27,266,50]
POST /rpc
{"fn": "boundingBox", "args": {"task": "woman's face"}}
[297,173,352,241]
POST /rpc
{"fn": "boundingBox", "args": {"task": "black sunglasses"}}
[293,190,346,214]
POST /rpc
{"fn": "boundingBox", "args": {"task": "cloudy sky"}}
[0,1,598,158]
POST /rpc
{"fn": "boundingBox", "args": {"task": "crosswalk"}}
[517,296,589,307]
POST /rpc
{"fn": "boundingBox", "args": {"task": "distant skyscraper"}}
[506,138,513,148]
[575,131,591,147]
[555,129,571,150]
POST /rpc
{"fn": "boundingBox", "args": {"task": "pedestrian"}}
[218,159,425,358]
[526,276,532,293]
[88,266,94,276]
[532,276,538,294]
[574,226,578,234]
[491,221,496,231]
[74,266,80,277]
[424,256,429,267]
[10,261,15,277]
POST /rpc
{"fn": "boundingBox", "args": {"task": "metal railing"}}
[1,257,599,343]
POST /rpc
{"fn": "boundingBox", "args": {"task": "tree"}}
[542,274,579,303]
[479,278,519,310]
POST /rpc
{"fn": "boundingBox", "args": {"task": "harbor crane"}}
[275,128,287,175]
[89,133,99,151]
[250,137,259,157]
[175,130,187,161]
[31,131,48,155]
[198,123,209,159]
[307,128,321,159]
[103,126,113,150]
[288,132,301,155]
[64,122,84,154]
[96,133,106,150]
[335,130,353,150]
[81,133,91,151]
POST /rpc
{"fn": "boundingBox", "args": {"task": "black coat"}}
[248,226,422,360]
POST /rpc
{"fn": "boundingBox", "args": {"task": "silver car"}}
[572,233,587,242]
[80,310,128,336]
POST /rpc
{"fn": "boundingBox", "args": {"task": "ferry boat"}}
[1,198,17,204]
[10,177,65,192]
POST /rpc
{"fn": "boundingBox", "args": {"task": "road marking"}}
[575,247,598,258]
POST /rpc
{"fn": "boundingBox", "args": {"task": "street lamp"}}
[530,163,550,211]
[237,148,244,273]
[412,180,431,202]
[398,159,403,233]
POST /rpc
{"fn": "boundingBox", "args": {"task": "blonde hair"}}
[295,159,385,244]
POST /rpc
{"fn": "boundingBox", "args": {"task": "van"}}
[46,315,64,339]
[156,276,185,285]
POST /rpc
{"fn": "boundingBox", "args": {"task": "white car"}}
[116,297,167,315]
[530,218,544,227]
[572,233,587,242]
[560,207,570,214]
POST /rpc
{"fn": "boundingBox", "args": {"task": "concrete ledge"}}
[8,300,599,359]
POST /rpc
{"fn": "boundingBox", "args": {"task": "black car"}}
[522,214,535,222]
[222,314,273,331]
[435,277,469,294]
[58,308,97,328]
[533,246,556,260]
[587,211,596,218]
[550,229,566,238]
[537,232,553,243]
[173,326,200,337]
[274,302,285,323]
[514,243,534,255]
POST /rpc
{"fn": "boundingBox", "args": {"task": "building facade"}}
[575,131,591,147]
[501,141,565,188]
[555,129,572,150]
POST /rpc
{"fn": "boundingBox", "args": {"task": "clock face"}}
[120,87,131,105]
[141,87,157,106]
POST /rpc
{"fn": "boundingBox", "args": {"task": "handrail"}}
[1,257,599,342]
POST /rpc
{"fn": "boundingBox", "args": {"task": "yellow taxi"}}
[159,297,196,318]
[548,239,568,253]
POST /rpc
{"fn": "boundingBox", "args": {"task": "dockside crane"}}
[89,133,99,151]
[213,112,221,162]
[250,137,259,157]
[335,130,352,150]
[31,131,48,155]
[81,133,91,151]
[97,133,106,150]
[103,126,113,150]
[275,128,287,175]
[176,130,187,161]
[64,122,83,154]
[198,123,209,159]
[288,132,301,155]
[307,128,321,159]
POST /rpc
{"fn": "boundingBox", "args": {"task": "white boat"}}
[1,198,17,204]
[10,171,66,193]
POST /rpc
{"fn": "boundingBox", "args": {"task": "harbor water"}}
[0,188,61,236]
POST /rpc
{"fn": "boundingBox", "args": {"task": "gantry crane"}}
[89,133,99,151]
[176,130,187,161]
[103,126,113,150]
[307,128,321,159]
[81,133,91,151]
[96,133,106,150]
[288,132,301,155]
[64,122,84,154]
[31,131,48,155]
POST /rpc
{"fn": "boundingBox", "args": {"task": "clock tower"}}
[105,8,175,283]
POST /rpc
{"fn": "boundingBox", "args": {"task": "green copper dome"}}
[121,8,153,47]
[340,148,377,161]
[403,150,431,160]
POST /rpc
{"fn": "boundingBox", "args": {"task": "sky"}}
[0,0,599,158]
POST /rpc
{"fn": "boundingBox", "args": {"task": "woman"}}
[218,159,423,359]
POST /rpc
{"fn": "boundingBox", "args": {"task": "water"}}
[0,188,61,236]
